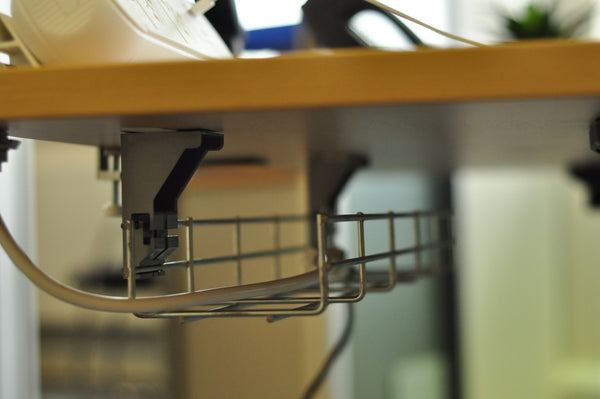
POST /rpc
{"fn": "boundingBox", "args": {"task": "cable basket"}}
[122,210,453,323]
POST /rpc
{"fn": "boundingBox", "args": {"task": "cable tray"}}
[123,209,453,323]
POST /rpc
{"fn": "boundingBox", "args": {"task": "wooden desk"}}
[5,40,599,399]
[2,40,600,168]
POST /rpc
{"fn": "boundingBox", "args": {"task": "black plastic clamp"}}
[0,130,20,172]
[139,131,224,267]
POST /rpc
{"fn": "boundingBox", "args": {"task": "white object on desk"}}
[10,0,231,65]
[0,14,39,66]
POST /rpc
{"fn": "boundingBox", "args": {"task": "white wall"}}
[455,166,600,399]
[455,167,564,399]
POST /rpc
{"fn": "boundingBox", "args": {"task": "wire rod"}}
[137,245,309,274]
[178,214,308,227]
[326,210,449,222]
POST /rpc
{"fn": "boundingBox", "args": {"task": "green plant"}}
[500,0,593,39]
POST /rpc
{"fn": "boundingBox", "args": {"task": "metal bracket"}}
[121,129,224,271]
[0,130,20,172]
[98,147,122,216]
[589,117,600,154]
[571,163,600,207]
[570,118,600,207]
[308,152,368,248]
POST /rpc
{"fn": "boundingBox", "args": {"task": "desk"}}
[2,40,600,168]
[3,41,600,398]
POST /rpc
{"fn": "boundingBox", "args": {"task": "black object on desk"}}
[302,0,424,48]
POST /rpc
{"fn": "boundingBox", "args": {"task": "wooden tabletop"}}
[2,41,600,167]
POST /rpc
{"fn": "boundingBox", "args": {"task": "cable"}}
[383,13,425,47]
[0,211,321,313]
[363,0,487,47]
[301,303,355,399]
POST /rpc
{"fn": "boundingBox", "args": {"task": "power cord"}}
[301,303,355,399]
[364,0,487,47]
[0,209,323,313]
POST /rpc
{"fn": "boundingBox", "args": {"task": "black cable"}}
[301,303,355,399]
[383,11,425,46]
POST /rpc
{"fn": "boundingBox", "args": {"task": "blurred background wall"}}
[455,166,600,399]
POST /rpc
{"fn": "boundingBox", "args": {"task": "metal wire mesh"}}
[123,210,453,322]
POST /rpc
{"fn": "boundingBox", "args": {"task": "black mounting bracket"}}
[570,118,600,207]
[0,130,20,172]
[142,133,223,266]
[308,152,368,247]
[121,129,224,270]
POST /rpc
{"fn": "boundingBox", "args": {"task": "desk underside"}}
[2,43,600,168]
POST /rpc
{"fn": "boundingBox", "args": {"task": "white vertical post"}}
[0,0,40,393]
[454,167,564,399]
[0,138,40,399]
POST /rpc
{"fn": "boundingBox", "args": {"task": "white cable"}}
[363,0,487,47]
[0,211,319,313]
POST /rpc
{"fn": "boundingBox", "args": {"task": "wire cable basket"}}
[123,210,453,323]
